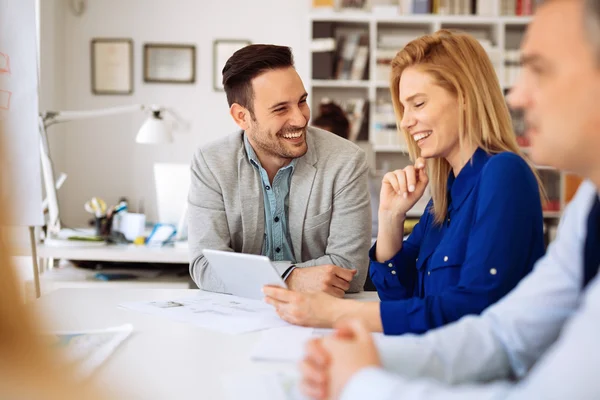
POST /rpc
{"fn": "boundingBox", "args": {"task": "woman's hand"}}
[379,157,429,219]
[263,286,349,328]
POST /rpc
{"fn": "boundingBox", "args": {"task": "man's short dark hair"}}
[222,44,295,116]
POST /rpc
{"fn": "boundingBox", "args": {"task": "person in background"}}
[311,99,384,290]
[300,1,600,399]
[264,30,545,335]
[312,100,351,140]
[188,44,371,296]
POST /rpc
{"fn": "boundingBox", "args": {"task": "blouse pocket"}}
[426,245,467,294]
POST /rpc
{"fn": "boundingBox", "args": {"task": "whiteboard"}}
[0,0,43,227]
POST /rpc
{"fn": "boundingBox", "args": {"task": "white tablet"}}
[202,249,288,300]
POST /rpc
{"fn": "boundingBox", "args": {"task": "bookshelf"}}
[308,3,574,229]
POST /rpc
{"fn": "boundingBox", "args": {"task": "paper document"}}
[119,291,290,335]
[251,326,333,362]
[251,326,384,362]
[222,371,308,400]
[45,323,133,379]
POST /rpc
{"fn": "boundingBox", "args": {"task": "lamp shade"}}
[135,110,173,144]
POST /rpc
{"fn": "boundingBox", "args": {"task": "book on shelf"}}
[413,0,431,14]
[504,49,521,88]
[501,0,535,15]
[340,0,368,11]
[405,0,535,16]
[340,98,369,142]
[376,48,398,81]
[476,0,496,15]
[334,31,369,80]
[399,0,413,14]
[350,34,369,80]
[309,0,534,15]
[413,0,477,15]
[312,0,335,7]
[313,25,370,81]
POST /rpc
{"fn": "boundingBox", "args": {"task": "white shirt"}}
[342,180,600,400]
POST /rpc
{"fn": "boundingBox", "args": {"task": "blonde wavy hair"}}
[390,29,544,225]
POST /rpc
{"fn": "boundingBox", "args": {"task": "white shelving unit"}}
[308,8,568,222]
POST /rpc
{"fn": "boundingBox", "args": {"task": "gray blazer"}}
[188,127,371,293]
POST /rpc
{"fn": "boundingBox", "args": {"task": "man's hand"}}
[285,264,357,298]
[300,319,382,400]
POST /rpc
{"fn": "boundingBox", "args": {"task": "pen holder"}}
[94,216,109,237]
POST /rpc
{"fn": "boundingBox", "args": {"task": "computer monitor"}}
[153,163,190,240]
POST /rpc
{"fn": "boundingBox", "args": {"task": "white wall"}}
[40,0,67,191]
[42,0,310,227]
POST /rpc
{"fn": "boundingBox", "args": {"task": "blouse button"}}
[427,271,431,276]
[388,263,393,268]
[443,256,449,262]
[391,270,397,275]
[490,268,497,275]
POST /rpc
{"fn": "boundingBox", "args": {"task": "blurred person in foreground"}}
[0,125,112,398]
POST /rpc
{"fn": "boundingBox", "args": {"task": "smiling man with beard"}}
[188,44,371,296]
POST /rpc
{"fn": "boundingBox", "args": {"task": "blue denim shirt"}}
[369,148,545,335]
[244,135,297,267]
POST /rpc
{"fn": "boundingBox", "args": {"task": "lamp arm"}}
[38,116,61,235]
[163,107,191,131]
[42,104,147,127]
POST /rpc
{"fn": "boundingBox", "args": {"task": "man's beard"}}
[250,124,308,160]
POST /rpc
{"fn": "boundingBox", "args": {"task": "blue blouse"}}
[369,148,545,335]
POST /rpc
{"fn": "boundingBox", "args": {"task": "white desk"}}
[37,243,189,264]
[33,244,190,297]
[35,288,379,400]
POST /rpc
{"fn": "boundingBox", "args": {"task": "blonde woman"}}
[0,130,109,399]
[264,29,545,335]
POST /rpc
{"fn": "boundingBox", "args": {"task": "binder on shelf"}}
[312,22,336,80]
[413,0,431,14]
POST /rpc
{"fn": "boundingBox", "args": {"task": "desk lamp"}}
[39,104,183,239]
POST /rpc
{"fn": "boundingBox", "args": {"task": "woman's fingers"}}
[394,170,408,198]
[382,172,401,194]
[404,165,417,193]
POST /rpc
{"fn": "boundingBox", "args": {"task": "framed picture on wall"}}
[91,38,133,95]
[143,43,196,84]
[213,39,251,91]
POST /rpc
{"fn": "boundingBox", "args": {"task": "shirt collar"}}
[447,148,491,210]
[243,133,297,172]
